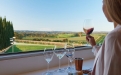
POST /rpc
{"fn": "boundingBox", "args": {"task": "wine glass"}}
[65,43,75,72]
[54,45,66,73]
[43,48,54,75]
[83,19,94,46]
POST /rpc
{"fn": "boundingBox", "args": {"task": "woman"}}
[83,0,121,75]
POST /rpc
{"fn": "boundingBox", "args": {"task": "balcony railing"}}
[0,46,95,75]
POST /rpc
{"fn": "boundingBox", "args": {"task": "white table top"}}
[19,59,94,75]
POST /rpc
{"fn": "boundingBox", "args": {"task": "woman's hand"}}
[86,35,96,46]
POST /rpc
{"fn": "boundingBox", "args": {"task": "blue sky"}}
[0,0,114,32]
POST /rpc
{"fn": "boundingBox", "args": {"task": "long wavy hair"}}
[104,0,121,25]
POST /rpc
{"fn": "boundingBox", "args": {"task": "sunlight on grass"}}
[6,44,55,53]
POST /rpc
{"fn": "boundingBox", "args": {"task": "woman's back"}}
[93,24,121,75]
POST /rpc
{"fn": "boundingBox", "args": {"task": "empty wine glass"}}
[43,48,54,75]
[54,45,66,73]
[65,43,75,72]
[83,19,94,46]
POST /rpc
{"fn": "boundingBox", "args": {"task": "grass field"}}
[57,34,74,38]
[5,44,55,53]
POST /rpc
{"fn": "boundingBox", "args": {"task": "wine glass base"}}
[66,67,75,73]
[55,69,65,73]
[42,72,54,75]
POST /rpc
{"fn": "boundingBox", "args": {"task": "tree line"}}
[33,38,69,42]
[0,17,14,50]
[14,32,58,39]
[14,32,84,39]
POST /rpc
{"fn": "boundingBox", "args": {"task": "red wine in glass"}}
[83,27,94,35]
[83,19,94,46]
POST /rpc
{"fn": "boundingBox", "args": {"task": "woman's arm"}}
[86,35,100,56]
[92,45,100,56]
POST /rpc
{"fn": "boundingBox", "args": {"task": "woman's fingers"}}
[86,36,89,41]
[86,35,94,41]
[86,35,96,46]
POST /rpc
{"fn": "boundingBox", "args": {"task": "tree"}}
[63,38,68,42]
[14,32,23,39]
[74,33,80,37]
[78,32,83,37]
[0,17,14,50]
[0,17,3,50]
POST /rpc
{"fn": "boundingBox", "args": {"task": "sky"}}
[0,0,114,32]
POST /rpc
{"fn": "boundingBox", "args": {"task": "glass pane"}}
[0,0,109,54]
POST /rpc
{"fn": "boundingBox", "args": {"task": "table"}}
[19,59,94,75]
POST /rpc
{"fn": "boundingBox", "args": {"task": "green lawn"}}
[57,34,74,38]
[5,44,55,53]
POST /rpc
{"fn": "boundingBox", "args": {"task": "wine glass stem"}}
[47,62,50,72]
[69,60,73,68]
[68,58,69,67]
[86,34,89,46]
[59,58,61,69]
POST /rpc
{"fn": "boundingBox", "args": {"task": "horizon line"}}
[14,30,110,32]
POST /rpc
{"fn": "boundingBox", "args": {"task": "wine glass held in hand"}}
[42,48,54,75]
[83,19,94,46]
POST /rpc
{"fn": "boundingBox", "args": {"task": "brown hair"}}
[104,0,121,25]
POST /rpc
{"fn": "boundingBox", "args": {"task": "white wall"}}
[0,48,94,75]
